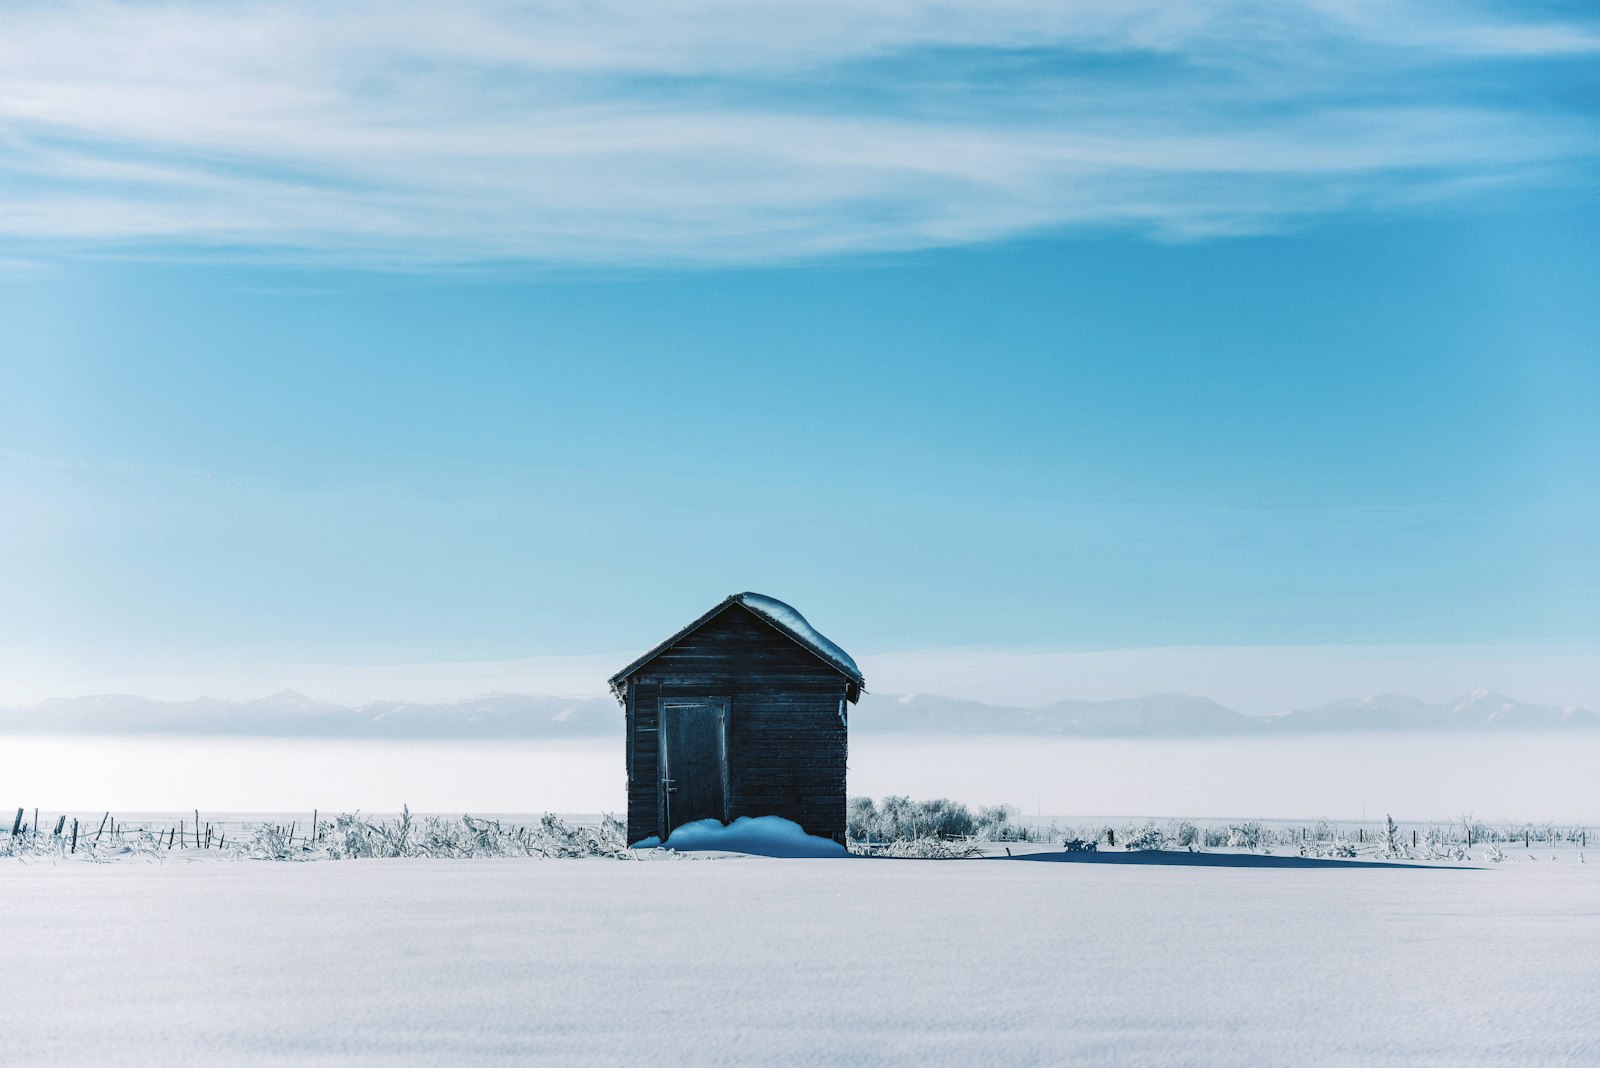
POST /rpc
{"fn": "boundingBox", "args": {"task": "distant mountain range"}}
[853,692,1259,736]
[0,691,622,738]
[0,687,1594,738]
[852,689,1599,735]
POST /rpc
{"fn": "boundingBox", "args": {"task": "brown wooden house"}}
[609,592,864,844]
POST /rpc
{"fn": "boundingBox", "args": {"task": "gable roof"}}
[609,592,865,702]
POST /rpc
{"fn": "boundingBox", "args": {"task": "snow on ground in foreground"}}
[2,858,1597,1066]
[634,815,847,857]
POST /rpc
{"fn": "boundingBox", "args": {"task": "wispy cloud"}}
[1,0,1596,265]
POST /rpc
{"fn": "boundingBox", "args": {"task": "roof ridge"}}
[608,592,864,701]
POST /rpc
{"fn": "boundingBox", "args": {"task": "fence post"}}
[10,808,20,836]
[71,819,78,853]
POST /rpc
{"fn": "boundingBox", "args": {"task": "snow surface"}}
[633,815,848,857]
[2,856,1597,1065]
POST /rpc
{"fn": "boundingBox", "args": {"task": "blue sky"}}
[1,1,1597,702]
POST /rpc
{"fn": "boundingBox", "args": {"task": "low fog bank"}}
[1,732,1594,823]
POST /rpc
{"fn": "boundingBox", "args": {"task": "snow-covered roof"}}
[735,593,862,682]
[609,592,864,700]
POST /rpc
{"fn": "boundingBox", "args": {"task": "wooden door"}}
[660,700,727,836]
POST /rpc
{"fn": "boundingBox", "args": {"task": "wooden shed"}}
[609,592,865,845]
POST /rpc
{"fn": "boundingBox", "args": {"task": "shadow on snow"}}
[998,849,1465,870]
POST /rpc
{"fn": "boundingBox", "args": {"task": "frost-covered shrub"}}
[851,837,981,859]
[0,832,65,860]
[848,796,977,841]
[246,823,296,860]
[1166,820,1199,848]
[974,805,1021,841]
[1422,826,1466,861]
[1121,822,1166,851]
[847,796,877,839]
[1381,814,1403,857]
[0,826,168,862]
[247,809,630,861]
[322,812,386,859]
[907,797,977,839]
[1301,836,1357,859]
[846,796,1055,854]
[1197,822,1280,849]
[846,795,887,840]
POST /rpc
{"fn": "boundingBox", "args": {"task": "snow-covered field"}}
[3,732,1593,1063]
[3,852,1597,1066]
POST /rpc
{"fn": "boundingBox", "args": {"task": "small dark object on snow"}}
[1062,838,1099,853]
